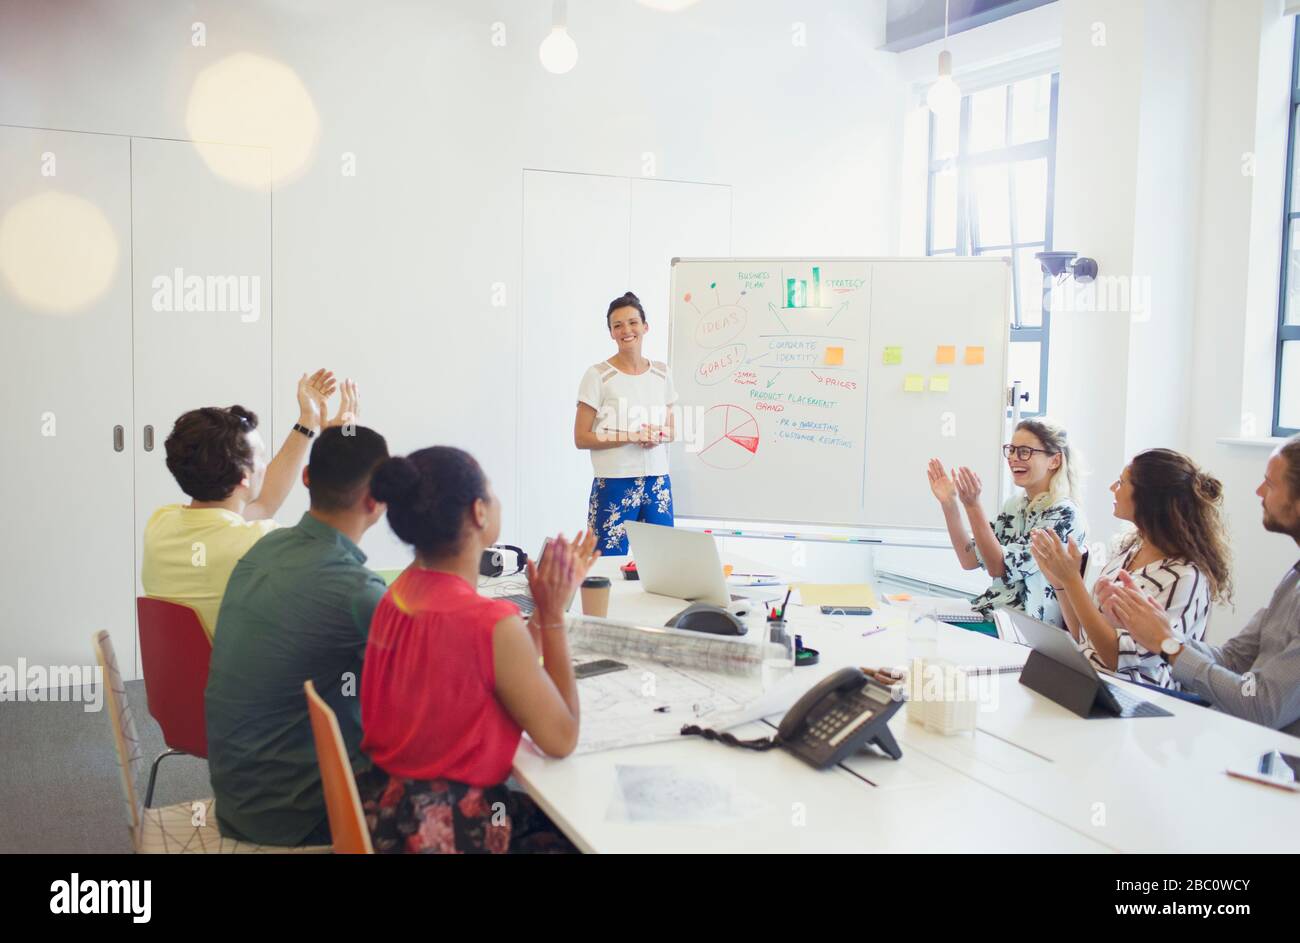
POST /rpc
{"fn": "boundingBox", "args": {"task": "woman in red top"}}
[360,446,597,853]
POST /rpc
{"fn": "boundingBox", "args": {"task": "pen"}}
[653,705,671,713]
[861,626,889,638]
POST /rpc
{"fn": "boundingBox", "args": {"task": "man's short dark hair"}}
[164,406,258,501]
[307,426,389,512]
[1282,434,1300,502]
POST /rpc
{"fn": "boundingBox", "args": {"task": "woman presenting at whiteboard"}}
[574,292,678,555]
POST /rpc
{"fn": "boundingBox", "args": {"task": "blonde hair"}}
[1015,418,1079,511]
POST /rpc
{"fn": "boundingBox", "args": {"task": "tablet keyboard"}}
[1104,681,1173,718]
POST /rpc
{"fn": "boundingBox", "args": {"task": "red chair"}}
[136,597,212,808]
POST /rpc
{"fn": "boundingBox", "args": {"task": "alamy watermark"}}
[151,267,261,323]
[0,660,103,712]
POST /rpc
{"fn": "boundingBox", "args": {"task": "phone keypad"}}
[812,693,878,749]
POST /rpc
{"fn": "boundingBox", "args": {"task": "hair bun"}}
[1195,472,1223,501]
[370,455,422,505]
[621,291,640,304]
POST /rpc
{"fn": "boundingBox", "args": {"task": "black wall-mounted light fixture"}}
[1035,250,1098,283]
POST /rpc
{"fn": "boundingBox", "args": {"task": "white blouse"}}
[576,360,678,479]
[1080,536,1211,689]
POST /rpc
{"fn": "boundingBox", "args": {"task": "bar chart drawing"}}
[781,265,827,310]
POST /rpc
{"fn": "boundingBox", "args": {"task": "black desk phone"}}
[680,666,903,769]
[778,667,903,768]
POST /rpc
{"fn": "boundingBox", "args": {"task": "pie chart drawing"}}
[697,404,761,470]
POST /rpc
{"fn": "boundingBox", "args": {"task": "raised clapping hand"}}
[323,378,359,429]
[1028,528,1082,589]
[953,466,982,509]
[296,369,337,428]
[526,530,600,625]
[926,458,957,505]
[1108,583,1174,651]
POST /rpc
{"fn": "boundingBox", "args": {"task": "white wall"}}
[1188,0,1300,634]
[0,0,907,567]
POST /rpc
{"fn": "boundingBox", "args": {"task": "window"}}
[1275,26,1300,437]
[926,72,1059,415]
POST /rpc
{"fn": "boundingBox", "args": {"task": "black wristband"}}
[292,422,316,439]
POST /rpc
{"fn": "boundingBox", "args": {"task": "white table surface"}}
[497,555,1300,853]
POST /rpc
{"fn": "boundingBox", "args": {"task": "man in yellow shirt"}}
[141,370,358,639]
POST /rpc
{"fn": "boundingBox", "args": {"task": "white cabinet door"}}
[129,138,273,663]
[518,172,732,554]
[519,171,632,554]
[0,125,135,678]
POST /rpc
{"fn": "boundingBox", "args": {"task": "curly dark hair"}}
[370,446,489,557]
[163,406,258,501]
[1122,448,1233,604]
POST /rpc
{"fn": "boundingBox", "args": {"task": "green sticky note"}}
[904,374,925,393]
[929,375,950,392]
[883,346,903,365]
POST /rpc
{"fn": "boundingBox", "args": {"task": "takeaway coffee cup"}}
[581,576,612,617]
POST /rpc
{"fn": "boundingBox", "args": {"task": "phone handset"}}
[680,666,904,769]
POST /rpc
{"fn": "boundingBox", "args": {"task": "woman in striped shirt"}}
[1030,449,1233,688]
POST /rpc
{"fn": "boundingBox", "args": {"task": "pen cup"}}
[580,576,611,617]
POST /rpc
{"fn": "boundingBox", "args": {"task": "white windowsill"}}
[1215,436,1290,448]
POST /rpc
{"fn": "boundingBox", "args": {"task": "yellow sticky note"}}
[824,346,844,366]
[964,345,985,365]
[929,375,950,392]
[883,346,903,365]
[904,374,924,392]
[936,345,956,364]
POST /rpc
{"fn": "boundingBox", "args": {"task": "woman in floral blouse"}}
[927,418,1086,628]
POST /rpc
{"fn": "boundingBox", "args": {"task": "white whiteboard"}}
[667,257,1011,530]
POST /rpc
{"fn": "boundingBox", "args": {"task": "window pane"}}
[1291,108,1300,214]
[930,170,958,252]
[1012,158,1048,244]
[1287,217,1300,326]
[969,86,1008,153]
[1016,246,1046,327]
[972,164,1011,247]
[1010,74,1052,145]
[1281,342,1300,430]
[932,106,958,162]
[1008,340,1041,414]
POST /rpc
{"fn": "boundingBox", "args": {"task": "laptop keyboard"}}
[497,592,535,616]
[1103,681,1173,718]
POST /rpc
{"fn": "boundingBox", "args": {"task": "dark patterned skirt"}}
[356,767,577,854]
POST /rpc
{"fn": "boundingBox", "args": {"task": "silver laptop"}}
[623,521,751,608]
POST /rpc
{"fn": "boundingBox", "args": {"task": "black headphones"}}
[479,544,528,578]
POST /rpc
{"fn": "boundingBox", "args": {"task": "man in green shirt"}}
[206,424,390,846]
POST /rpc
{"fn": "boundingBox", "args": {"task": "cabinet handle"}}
[143,424,155,452]
[113,425,124,452]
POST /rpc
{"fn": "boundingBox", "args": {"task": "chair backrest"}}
[304,680,374,854]
[93,630,144,849]
[136,597,212,758]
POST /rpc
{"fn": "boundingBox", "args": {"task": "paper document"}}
[566,617,768,756]
[605,765,771,825]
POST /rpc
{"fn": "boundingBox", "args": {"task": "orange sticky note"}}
[964,346,985,365]
[824,346,844,366]
[936,345,956,364]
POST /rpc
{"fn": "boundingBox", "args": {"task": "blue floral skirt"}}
[587,475,674,555]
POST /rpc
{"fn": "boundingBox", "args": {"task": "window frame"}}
[925,71,1060,417]
[1274,24,1300,437]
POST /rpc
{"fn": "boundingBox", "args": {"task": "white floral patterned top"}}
[969,494,1086,628]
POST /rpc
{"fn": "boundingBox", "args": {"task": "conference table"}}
[495,556,1300,854]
